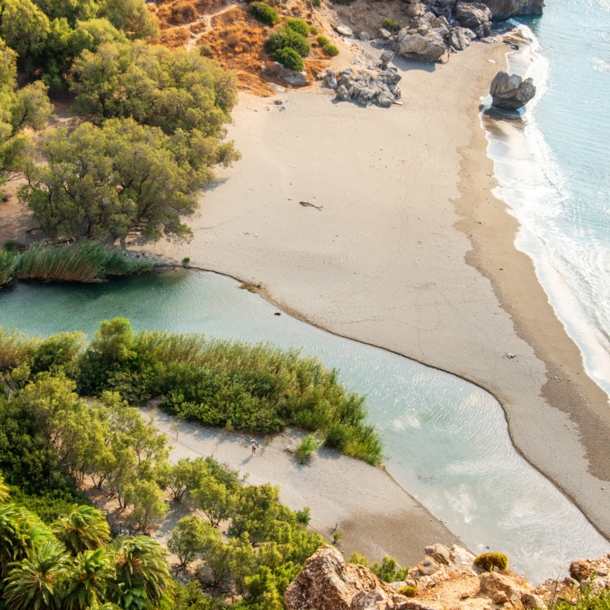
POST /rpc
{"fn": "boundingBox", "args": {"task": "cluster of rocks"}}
[330,0,543,64]
[285,543,610,610]
[322,57,402,107]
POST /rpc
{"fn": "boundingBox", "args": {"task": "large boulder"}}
[464,0,544,20]
[449,26,476,50]
[262,61,309,87]
[455,2,492,37]
[284,545,409,610]
[395,27,446,61]
[490,71,536,109]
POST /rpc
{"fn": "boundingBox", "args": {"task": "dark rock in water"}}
[395,27,446,61]
[455,2,492,37]
[463,0,544,20]
[490,71,536,109]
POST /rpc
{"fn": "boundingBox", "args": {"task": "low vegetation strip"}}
[0,317,383,465]
[0,241,152,287]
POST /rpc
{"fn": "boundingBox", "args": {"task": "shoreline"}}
[132,41,610,542]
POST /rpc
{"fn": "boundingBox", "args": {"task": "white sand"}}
[149,408,459,565]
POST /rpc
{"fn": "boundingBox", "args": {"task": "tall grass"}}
[13,242,152,283]
[0,250,17,286]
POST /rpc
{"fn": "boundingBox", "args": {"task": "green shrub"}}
[0,249,17,287]
[265,27,311,57]
[382,18,402,32]
[295,434,322,464]
[332,529,343,545]
[251,2,279,25]
[316,35,329,46]
[309,24,319,35]
[286,18,310,37]
[182,257,191,264]
[2,240,20,253]
[397,585,417,597]
[323,43,339,56]
[295,507,311,525]
[272,47,304,71]
[474,552,508,572]
[199,43,212,56]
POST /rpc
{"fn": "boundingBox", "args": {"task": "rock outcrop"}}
[490,71,536,109]
[262,61,308,88]
[325,67,402,108]
[284,545,409,610]
[395,28,447,61]
[455,2,492,38]
[464,0,544,20]
[286,544,610,610]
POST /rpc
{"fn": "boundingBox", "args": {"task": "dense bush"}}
[316,34,329,46]
[295,434,322,464]
[474,552,509,572]
[272,46,304,71]
[349,552,409,582]
[382,18,402,32]
[251,2,279,25]
[286,18,310,37]
[265,27,310,58]
[323,43,339,56]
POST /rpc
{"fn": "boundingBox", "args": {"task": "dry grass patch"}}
[159,26,191,48]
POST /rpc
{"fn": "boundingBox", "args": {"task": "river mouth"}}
[1,268,608,582]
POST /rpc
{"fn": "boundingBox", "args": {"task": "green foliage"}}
[52,505,110,555]
[0,0,51,60]
[168,515,219,568]
[554,586,610,610]
[309,24,318,35]
[285,18,310,38]
[264,27,310,58]
[251,2,279,26]
[316,35,329,46]
[295,434,322,464]
[349,552,409,583]
[331,529,342,545]
[295,507,310,526]
[124,478,169,531]
[173,581,220,609]
[10,242,152,283]
[271,47,303,71]
[474,552,508,572]
[322,43,339,56]
[0,249,17,286]
[98,0,158,39]
[0,39,52,184]
[382,18,402,32]
[20,118,216,243]
[398,585,417,597]
[71,40,238,136]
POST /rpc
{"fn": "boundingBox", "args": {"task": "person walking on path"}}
[251,438,259,456]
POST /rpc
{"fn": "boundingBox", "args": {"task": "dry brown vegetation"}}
[150,0,332,95]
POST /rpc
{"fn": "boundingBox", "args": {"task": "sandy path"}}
[137,41,610,540]
[149,408,459,566]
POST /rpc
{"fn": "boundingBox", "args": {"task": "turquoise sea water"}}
[484,0,610,394]
[1,271,609,582]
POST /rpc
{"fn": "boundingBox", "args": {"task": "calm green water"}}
[1,270,608,582]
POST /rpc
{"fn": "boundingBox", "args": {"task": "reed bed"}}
[10,242,153,283]
[0,250,17,286]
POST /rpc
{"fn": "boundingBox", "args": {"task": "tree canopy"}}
[19,117,238,242]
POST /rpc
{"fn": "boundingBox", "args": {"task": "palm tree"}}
[64,548,115,610]
[3,540,69,610]
[109,536,173,610]
[52,505,111,556]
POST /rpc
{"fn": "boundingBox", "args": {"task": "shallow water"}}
[1,270,608,582]
[482,0,610,396]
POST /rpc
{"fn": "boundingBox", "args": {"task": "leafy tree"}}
[173,581,218,610]
[192,477,237,528]
[52,506,110,555]
[0,0,50,60]
[0,39,51,184]
[98,0,158,39]
[71,41,238,136]
[3,540,69,610]
[20,118,215,242]
[32,0,99,23]
[124,479,168,531]
[164,458,213,503]
[63,548,115,610]
[110,536,173,609]
[167,515,219,568]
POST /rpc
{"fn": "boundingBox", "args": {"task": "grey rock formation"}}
[359,30,371,41]
[334,23,354,37]
[466,0,544,20]
[449,26,476,50]
[262,61,309,87]
[331,67,402,107]
[403,2,427,17]
[395,27,446,61]
[490,71,536,109]
[455,2,492,37]
[379,50,395,68]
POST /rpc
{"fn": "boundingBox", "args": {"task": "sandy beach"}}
[134,41,610,541]
[149,409,459,565]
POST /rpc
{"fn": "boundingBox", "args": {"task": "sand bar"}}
[149,408,459,565]
[138,41,610,540]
